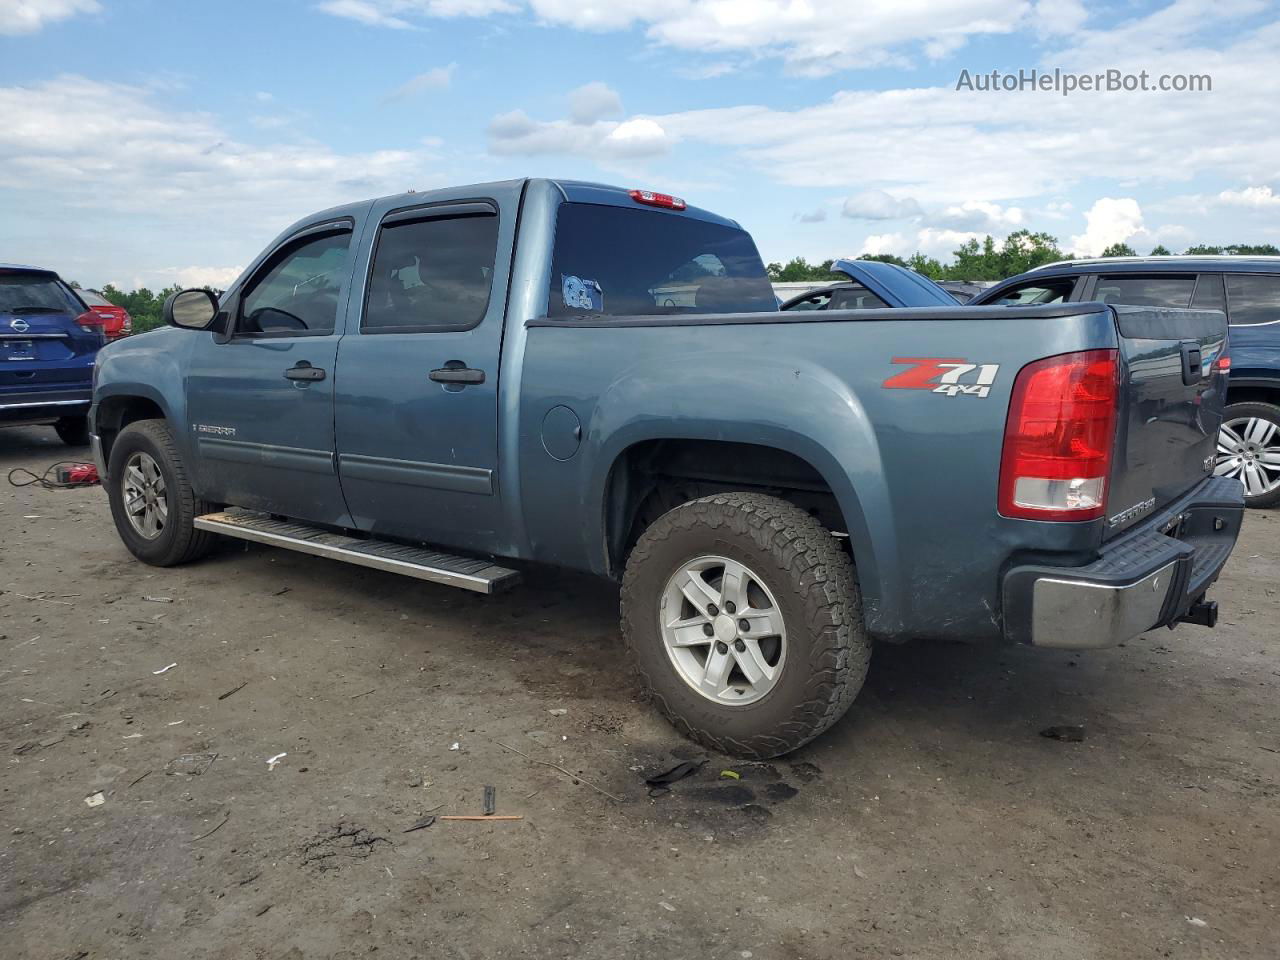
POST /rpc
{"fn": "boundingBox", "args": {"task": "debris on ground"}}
[449,742,460,751]
[483,785,497,816]
[403,815,437,833]
[152,663,178,675]
[217,681,247,701]
[166,753,218,777]
[143,596,174,604]
[720,770,741,780]
[1040,724,1086,742]
[439,815,524,821]
[1186,916,1208,927]
[494,739,624,802]
[84,792,105,807]
[548,708,567,716]
[192,812,230,841]
[645,759,707,796]
[266,752,287,771]
[301,822,391,869]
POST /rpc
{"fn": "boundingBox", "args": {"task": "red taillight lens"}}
[1216,352,1231,373]
[75,310,105,331]
[629,188,686,211]
[998,349,1118,521]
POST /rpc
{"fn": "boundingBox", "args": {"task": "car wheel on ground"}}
[54,415,90,446]
[105,419,218,566]
[621,492,870,759]
[1217,401,1280,508]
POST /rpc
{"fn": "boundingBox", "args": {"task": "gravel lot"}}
[2,423,1277,960]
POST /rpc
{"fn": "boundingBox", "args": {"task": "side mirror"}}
[164,288,219,330]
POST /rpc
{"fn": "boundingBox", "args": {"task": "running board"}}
[193,509,520,594]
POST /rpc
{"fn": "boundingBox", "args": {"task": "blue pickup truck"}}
[90,179,1243,757]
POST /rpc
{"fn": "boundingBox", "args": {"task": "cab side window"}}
[828,283,889,310]
[991,277,1075,305]
[239,230,352,336]
[363,213,499,332]
[1226,274,1280,325]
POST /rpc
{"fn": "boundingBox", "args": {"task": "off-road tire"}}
[106,419,218,566]
[54,415,90,446]
[1221,400,1280,509]
[621,492,870,758]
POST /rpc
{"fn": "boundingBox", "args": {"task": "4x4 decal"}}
[883,357,1000,398]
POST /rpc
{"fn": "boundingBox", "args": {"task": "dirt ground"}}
[1,423,1277,960]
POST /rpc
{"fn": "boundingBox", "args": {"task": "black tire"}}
[106,419,217,566]
[621,492,870,759]
[54,415,90,446]
[1220,400,1280,509]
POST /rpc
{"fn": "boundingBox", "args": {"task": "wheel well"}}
[604,439,849,575]
[1225,384,1280,409]
[95,396,165,467]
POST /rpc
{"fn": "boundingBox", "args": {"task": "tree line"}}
[766,231,1280,283]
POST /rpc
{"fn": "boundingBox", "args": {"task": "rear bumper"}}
[0,390,91,424]
[1002,476,1244,649]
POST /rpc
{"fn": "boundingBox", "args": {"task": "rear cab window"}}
[547,202,776,318]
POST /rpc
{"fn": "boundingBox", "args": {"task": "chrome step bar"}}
[193,509,520,594]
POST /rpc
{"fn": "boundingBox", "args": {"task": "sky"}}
[1,0,1279,291]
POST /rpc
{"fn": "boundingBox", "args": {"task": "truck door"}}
[334,185,520,554]
[184,220,356,525]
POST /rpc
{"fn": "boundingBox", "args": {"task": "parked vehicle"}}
[90,180,1243,757]
[972,257,1280,507]
[778,259,959,311]
[937,279,996,303]
[78,288,133,340]
[1,263,105,444]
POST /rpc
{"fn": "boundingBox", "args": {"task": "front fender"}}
[91,329,193,464]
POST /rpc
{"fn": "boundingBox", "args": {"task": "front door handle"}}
[429,363,485,385]
[284,361,326,382]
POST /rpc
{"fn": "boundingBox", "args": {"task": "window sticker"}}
[561,274,604,312]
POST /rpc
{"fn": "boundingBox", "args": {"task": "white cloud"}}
[602,117,670,157]
[569,82,624,125]
[1217,185,1280,208]
[1070,197,1145,256]
[859,232,910,257]
[841,190,922,221]
[0,75,446,286]
[931,200,1024,232]
[384,63,457,102]
[795,208,827,224]
[321,0,1073,74]
[171,265,246,290]
[0,0,98,35]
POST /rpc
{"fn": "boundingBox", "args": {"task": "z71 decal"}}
[883,357,1000,398]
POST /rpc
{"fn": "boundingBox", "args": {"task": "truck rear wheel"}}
[621,492,869,759]
[106,419,217,567]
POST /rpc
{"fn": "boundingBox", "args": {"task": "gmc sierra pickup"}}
[90,178,1243,757]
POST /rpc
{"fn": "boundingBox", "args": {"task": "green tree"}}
[1099,242,1137,257]
[1149,244,1172,256]
[767,257,838,282]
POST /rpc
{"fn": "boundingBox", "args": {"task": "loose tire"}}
[1216,400,1280,509]
[54,415,90,446]
[106,419,217,566]
[621,492,870,758]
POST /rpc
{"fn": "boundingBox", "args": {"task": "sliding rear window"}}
[546,202,776,318]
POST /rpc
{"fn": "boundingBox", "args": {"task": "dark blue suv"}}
[974,257,1280,508]
[1,263,103,445]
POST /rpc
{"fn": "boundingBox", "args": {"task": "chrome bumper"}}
[1002,477,1243,650]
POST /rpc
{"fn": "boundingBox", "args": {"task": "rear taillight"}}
[998,349,1119,521]
[629,188,686,211]
[75,310,105,332]
[1216,352,1231,373]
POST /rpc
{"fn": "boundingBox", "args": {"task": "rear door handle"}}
[429,364,485,385]
[284,361,326,382]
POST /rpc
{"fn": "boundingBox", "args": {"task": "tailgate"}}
[1105,305,1227,538]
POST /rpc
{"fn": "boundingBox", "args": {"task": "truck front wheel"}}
[621,492,870,759]
[105,419,217,567]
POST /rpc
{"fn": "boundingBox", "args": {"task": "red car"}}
[77,288,131,339]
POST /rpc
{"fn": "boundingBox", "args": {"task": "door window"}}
[1190,273,1226,313]
[988,277,1075,305]
[1094,275,1196,307]
[363,214,499,332]
[828,283,889,310]
[1225,274,1280,325]
[239,230,352,336]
